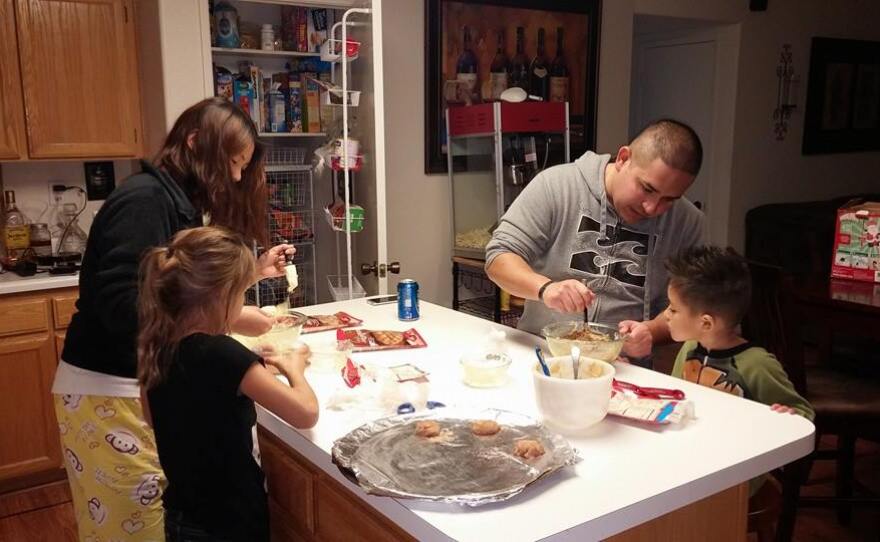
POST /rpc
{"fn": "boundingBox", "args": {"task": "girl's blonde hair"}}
[137,226,256,389]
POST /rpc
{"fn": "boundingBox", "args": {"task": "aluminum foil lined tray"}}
[332,408,580,506]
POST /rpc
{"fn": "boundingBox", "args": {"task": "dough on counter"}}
[415,420,441,438]
[513,439,545,459]
[470,420,501,436]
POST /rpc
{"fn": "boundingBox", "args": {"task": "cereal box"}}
[831,199,880,283]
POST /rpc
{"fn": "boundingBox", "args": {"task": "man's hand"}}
[257,244,295,280]
[619,320,652,358]
[542,280,595,313]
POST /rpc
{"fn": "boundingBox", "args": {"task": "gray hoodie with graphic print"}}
[485,151,705,336]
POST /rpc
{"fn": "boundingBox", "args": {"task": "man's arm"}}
[485,253,551,300]
[486,253,595,313]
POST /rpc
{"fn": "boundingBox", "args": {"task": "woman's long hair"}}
[154,97,268,246]
[137,226,256,389]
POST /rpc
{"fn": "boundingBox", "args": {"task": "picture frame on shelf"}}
[802,37,880,155]
[424,0,601,174]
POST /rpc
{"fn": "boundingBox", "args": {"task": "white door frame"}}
[631,23,741,245]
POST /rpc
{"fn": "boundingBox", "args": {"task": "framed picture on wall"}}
[424,0,602,174]
[802,37,880,155]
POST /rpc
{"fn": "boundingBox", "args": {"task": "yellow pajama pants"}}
[54,393,166,541]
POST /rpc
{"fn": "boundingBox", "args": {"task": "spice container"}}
[261,24,275,51]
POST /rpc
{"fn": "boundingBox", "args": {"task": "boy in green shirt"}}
[664,246,814,495]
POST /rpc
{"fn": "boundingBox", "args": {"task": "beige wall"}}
[382,0,880,305]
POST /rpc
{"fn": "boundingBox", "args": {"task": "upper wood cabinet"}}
[6,0,142,160]
[0,0,27,160]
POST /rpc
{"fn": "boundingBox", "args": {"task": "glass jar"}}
[29,223,52,257]
[58,203,87,256]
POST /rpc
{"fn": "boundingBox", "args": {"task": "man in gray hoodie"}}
[485,119,705,363]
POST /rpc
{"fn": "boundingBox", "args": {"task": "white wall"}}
[382,0,453,305]
[0,160,138,237]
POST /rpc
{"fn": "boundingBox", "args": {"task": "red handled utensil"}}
[613,379,686,401]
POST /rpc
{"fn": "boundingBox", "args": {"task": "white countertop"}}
[258,299,815,542]
[0,270,79,295]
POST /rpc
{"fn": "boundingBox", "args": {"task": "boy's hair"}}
[665,245,752,326]
[137,226,256,389]
[630,118,703,176]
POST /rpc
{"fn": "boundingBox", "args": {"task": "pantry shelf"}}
[211,47,320,58]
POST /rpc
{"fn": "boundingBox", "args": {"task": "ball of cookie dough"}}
[415,420,441,438]
[513,439,545,459]
[470,420,501,436]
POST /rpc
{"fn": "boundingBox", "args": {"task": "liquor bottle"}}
[509,27,530,93]
[550,27,570,103]
[529,28,549,101]
[3,191,30,260]
[455,26,479,104]
[489,29,509,101]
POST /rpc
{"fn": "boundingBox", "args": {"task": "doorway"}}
[629,15,741,245]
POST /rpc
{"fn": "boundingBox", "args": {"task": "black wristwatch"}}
[537,279,555,301]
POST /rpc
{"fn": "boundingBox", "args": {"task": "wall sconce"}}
[773,44,798,140]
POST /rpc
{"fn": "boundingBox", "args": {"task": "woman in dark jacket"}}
[51,98,291,541]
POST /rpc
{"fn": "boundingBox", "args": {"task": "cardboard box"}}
[287,77,303,133]
[831,199,880,283]
[302,73,321,133]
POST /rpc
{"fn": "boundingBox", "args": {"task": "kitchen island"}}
[257,299,814,542]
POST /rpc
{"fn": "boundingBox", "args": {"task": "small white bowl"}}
[532,356,615,435]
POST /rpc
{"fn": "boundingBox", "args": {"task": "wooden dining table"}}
[791,276,880,363]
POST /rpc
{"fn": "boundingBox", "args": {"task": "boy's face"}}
[664,285,706,342]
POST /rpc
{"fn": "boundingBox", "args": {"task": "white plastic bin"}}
[328,275,366,301]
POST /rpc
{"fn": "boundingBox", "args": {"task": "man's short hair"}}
[665,245,751,326]
[630,119,703,176]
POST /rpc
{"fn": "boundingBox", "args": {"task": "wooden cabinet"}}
[0,332,61,483]
[2,0,142,160]
[258,429,416,542]
[0,0,27,160]
[0,287,77,494]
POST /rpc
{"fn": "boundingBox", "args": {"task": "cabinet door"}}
[0,333,62,483]
[0,0,26,160]
[15,0,142,158]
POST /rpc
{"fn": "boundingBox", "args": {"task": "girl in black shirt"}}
[137,227,319,542]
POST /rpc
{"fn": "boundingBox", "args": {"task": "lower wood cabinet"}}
[257,428,416,542]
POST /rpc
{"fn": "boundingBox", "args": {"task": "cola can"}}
[397,279,420,321]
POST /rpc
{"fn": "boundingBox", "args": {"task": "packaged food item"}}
[302,73,321,133]
[831,199,880,283]
[607,392,694,425]
[302,311,363,333]
[287,76,303,132]
[214,1,239,48]
[308,9,332,53]
[388,363,429,383]
[268,84,287,133]
[341,328,427,352]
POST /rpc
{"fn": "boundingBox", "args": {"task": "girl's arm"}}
[231,305,273,336]
[239,348,319,429]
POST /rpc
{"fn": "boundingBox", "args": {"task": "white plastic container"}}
[532,357,615,435]
[261,24,275,51]
[327,275,366,301]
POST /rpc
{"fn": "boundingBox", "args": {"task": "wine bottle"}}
[529,28,549,101]
[550,27,570,103]
[456,26,479,104]
[489,29,509,101]
[509,27,530,93]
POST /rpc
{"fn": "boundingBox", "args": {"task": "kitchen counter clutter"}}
[0,271,78,295]
[257,299,815,542]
